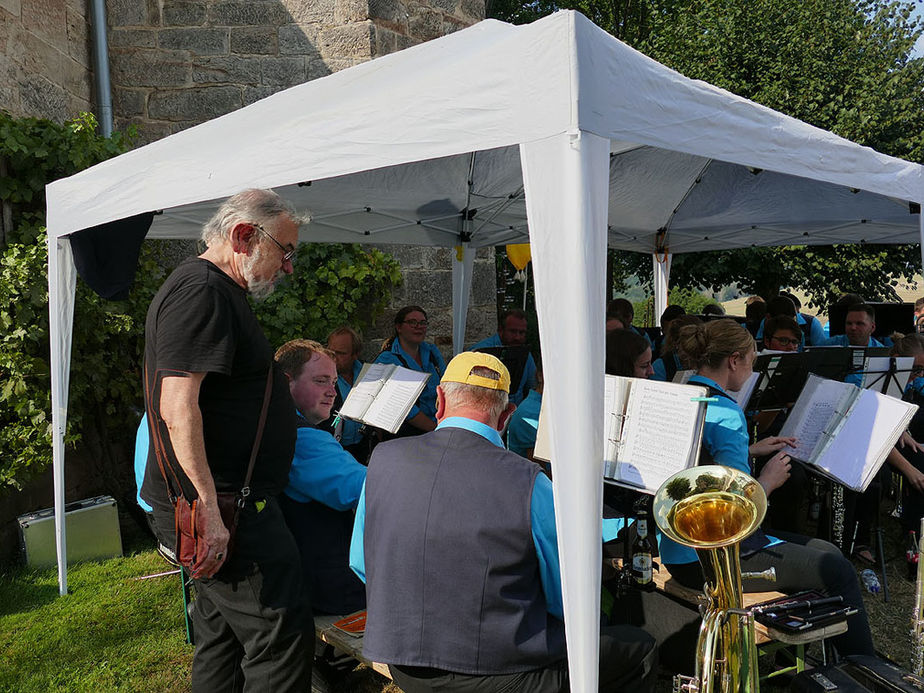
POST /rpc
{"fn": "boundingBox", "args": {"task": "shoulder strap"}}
[240,366,274,498]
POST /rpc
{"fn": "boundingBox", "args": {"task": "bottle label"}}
[637,519,648,538]
[632,554,652,583]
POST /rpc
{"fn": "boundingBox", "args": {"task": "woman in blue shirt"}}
[662,319,874,657]
[374,305,446,435]
[650,315,701,382]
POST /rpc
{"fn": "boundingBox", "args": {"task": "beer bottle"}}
[632,509,654,591]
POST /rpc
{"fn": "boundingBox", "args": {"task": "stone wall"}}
[0,0,93,121]
[106,0,485,144]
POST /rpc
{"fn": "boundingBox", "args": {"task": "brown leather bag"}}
[156,367,274,577]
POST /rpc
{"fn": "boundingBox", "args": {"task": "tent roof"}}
[46,10,923,254]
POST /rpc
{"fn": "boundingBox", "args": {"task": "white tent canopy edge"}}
[45,11,924,692]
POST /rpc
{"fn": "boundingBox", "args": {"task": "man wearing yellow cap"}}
[349,352,656,692]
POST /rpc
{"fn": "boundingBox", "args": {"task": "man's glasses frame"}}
[252,222,297,262]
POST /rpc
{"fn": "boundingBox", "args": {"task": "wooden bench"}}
[314,612,392,680]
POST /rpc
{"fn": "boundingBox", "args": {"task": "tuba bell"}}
[653,465,773,693]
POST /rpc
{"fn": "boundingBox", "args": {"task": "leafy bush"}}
[0,111,401,492]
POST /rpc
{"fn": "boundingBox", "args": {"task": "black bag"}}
[789,655,924,692]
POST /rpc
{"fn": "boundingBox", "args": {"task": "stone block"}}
[429,0,458,15]
[23,0,67,46]
[118,116,177,145]
[159,28,229,55]
[458,0,484,22]
[319,21,373,61]
[475,246,493,259]
[19,30,66,81]
[243,85,278,106]
[162,0,206,26]
[403,268,452,308]
[208,2,288,27]
[442,15,468,35]
[111,49,190,87]
[0,0,21,19]
[261,55,306,87]
[335,0,368,24]
[19,74,68,122]
[407,6,442,42]
[369,0,406,26]
[231,26,278,54]
[147,85,241,121]
[286,0,336,24]
[107,0,149,26]
[372,25,398,56]
[385,244,425,269]
[66,4,90,65]
[278,23,321,57]
[63,56,91,102]
[0,56,19,116]
[67,92,92,116]
[112,86,145,116]
[109,28,156,49]
[192,56,261,84]
[471,260,497,305]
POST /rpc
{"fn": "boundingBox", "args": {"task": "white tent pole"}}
[451,243,474,355]
[919,212,924,276]
[521,130,610,693]
[652,251,672,322]
[47,234,77,596]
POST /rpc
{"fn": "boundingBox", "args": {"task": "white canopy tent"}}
[46,11,924,691]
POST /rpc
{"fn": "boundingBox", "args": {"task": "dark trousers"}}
[156,497,312,692]
[389,625,657,693]
[666,531,874,657]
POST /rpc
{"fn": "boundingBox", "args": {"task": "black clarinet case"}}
[790,655,924,692]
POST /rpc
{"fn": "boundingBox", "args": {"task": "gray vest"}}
[362,427,566,674]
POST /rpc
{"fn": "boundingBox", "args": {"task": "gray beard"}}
[242,245,278,301]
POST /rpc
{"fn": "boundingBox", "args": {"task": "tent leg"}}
[451,243,474,356]
[653,252,671,323]
[521,130,610,693]
[48,235,77,596]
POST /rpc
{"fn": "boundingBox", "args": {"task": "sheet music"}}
[816,389,918,491]
[339,362,393,420]
[614,380,707,492]
[861,357,914,399]
[603,376,630,478]
[779,375,856,461]
[362,368,430,433]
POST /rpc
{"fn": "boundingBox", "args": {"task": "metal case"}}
[18,495,123,567]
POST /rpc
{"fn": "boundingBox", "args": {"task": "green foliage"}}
[631,288,721,326]
[0,112,136,245]
[0,110,403,493]
[253,243,403,348]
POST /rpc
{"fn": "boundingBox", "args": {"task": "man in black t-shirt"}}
[141,188,310,692]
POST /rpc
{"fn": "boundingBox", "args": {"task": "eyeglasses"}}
[770,336,800,347]
[252,223,296,262]
[402,319,428,328]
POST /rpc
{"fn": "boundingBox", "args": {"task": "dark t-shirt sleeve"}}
[153,279,237,375]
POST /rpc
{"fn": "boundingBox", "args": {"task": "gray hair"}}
[201,188,303,247]
[441,366,509,421]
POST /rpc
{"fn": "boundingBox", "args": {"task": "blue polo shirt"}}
[374,340,446,423]
[658,375,780,566]
[507,389,542,457]
[284,420,366,509]
[336,359,365,446]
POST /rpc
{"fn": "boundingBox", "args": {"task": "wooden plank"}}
[314,613,392,679]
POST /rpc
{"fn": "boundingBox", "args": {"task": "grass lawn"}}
[0,547,192,692]
[1,496,919,693]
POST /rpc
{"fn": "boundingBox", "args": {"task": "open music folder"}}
[534,376,709,494]
[338,362,430,434]
[779,374,918,492]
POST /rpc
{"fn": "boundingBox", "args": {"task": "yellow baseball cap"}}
[441,351,511,393]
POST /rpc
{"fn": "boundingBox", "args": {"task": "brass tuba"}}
[653,465,773,693]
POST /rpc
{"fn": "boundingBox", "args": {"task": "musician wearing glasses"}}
[374,305,446,435]
[761,315,802,353]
